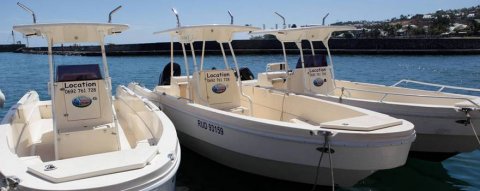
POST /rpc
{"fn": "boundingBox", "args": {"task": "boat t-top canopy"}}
[156,24,259,114]
[12,23,128,140]
[251,25,355,43]
[154,24,260,43]
[13,23,129,44]
[251,26,355,92]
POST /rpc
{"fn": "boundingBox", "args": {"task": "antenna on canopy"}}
[274,12,286,29]
[228,10,234,25]
[322,13,330,25]
[17,2,36,24]
[108,5,122,23]
[172,8,181,27]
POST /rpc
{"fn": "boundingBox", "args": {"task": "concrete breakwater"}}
[0,44,25,52]
[17,38,480,55]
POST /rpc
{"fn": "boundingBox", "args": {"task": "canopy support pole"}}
[181,42,192,101]
[296,42,309,93]
[228,42,253,116]
[281,42,289,71]
[219,43,229,70]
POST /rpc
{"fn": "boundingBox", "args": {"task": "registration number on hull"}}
[197,119,224,135]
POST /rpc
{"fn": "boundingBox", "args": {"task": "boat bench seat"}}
[27,146,158,183]
[165,76,189,98]
[29,119,53,145]
[257,72,287,89]
[320,115,402,131]
[265,71,287,80]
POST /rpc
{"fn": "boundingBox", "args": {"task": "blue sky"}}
[1,0,478,47]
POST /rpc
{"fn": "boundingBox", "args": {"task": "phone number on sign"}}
[197,119,224,135]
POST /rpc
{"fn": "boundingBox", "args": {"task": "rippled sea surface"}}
[0,52,479,191]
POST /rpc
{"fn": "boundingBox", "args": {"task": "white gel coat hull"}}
[154,94,413,186]
[318,86,480,153]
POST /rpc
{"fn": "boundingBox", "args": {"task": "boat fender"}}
[159,62,181,86]
[0,89,4,108]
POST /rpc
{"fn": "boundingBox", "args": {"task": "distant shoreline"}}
[0,44,25,52]
[9,38,480,55]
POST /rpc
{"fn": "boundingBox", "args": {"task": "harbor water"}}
[0,52,479,190]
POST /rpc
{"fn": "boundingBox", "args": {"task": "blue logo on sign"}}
[212,83,227,94]
[313,78,324,87]
[72,96,92,108]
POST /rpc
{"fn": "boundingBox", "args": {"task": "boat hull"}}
[9,151,180,191]
[319,94,480,153]
[177,131,373,186]
[157,95,413,186]
[0,90,181,191]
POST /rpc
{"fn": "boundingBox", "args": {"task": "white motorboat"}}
[0,22,180,190]
[249,25,480,153]
[128,22,415,187]
[0,89,4,108]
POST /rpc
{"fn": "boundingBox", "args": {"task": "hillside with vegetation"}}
[331,5,480,38]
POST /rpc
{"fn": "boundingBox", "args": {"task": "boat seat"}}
[29,119,53,145]
[57,123,119,159]
[266,62,286,72]
[167,76,189,98]
[265,71,287,80]
[27,146,158,183]
[177,82,188,98]
[320,115,402,131]
[454,98,480,109]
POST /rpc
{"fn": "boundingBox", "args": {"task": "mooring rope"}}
[311,131,334,191]
[327,136,335,190]
[471,121,480,146]
[466,110,480,146]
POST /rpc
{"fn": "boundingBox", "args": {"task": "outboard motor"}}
[239,67,255,81]
[159,62,181,85]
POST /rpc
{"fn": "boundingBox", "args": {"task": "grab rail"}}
[392,79,480,93]
[118,85,157,141]
[326,86,480,108]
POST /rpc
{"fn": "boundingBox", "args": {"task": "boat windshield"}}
[296,54,328,69]
[56,64,103,82]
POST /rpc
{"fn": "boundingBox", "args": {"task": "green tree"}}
[430,16,451,35]
[249,34,277,40]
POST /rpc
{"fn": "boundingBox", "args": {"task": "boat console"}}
[258,54,335,94]
[53,64,118,159]
[194,70,242,110]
